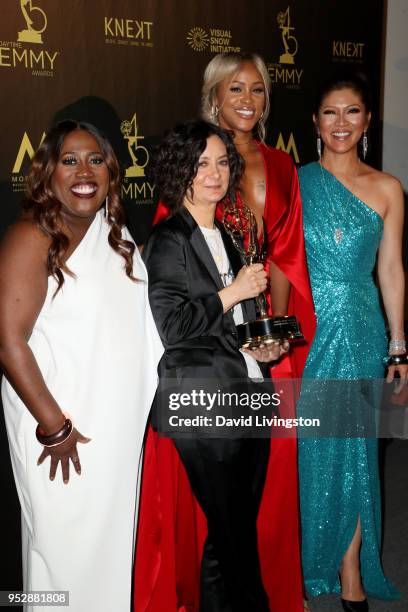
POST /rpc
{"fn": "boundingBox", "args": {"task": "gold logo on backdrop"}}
[275,132,299,164]
[11,130,46,192]
[0,0,57,75]
[332,41,364,61]
[266,6,302,88]
[12,131,46,173]
[187,27,209,51]
[186,26,240,53]
[18,0,47,44]
[277,7,298,65]
[120,114,149,178]
[104,17,153,47]
[120,114,154,203]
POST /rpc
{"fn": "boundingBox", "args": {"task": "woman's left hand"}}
[386,363,408,394]
[243,340,290,363]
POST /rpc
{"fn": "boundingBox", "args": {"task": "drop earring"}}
[105,196,109,218]
[362,130,368,160]
[316,131,322,160]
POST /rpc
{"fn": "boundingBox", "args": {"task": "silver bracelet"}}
[389,339,406,353]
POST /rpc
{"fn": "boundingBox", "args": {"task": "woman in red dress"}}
[135,52,316,611]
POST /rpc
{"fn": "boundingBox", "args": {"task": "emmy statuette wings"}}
[222,200,304,349]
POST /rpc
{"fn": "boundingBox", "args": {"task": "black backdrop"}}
[0,0,385,590]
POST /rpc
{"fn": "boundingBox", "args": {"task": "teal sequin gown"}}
[298,162,399,599]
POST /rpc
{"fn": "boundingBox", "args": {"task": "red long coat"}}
[134,144,316,611]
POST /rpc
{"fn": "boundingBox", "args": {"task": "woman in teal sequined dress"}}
[298,72,407,611]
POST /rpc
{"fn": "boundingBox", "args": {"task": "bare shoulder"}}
[0,220,52,326]
[363,165,403,196]
[0,219,50,266]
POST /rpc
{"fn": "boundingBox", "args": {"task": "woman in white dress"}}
[0,120,162,611]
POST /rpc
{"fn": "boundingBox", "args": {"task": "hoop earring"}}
[316,132,322,160]
[362,130,368,160]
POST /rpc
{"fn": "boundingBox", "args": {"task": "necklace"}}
[319,162,358,244]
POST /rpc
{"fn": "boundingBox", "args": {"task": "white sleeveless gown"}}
[2,210,163,611]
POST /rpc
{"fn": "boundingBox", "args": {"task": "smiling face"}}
[314,87,371,156]
[215,60,266,135]
[51,129,110,221]
[188,135,230,207]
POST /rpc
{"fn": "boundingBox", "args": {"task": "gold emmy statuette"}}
[222,201,304,349]
[18,0,47,44]
[120,114,149,178]
[277,7,298,65]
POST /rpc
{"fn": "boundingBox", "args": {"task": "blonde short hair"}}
[201,52,271,141]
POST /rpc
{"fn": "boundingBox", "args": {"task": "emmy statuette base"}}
[237,315,304,349]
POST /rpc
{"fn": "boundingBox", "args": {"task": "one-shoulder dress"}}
[297,162,399,600]
[2,210,163,612]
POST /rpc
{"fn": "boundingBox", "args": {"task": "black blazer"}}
[143,207,257,381]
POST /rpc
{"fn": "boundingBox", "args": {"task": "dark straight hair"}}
[313,69,372,115]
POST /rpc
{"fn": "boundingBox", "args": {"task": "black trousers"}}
[173,435,271,612]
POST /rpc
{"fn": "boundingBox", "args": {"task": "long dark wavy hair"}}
[23,120,136,293]
[151,120,244,213]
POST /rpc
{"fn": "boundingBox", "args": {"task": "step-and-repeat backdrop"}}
[0,0,384,244]
[0,0,387,589]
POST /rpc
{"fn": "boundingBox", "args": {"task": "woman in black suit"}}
[143,120,288,611]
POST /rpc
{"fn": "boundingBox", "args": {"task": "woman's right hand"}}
[37,428,91,484]
[218,264,267,313]
[232,264,267,301]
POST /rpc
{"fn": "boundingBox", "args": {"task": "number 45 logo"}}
[18,0,48,45]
